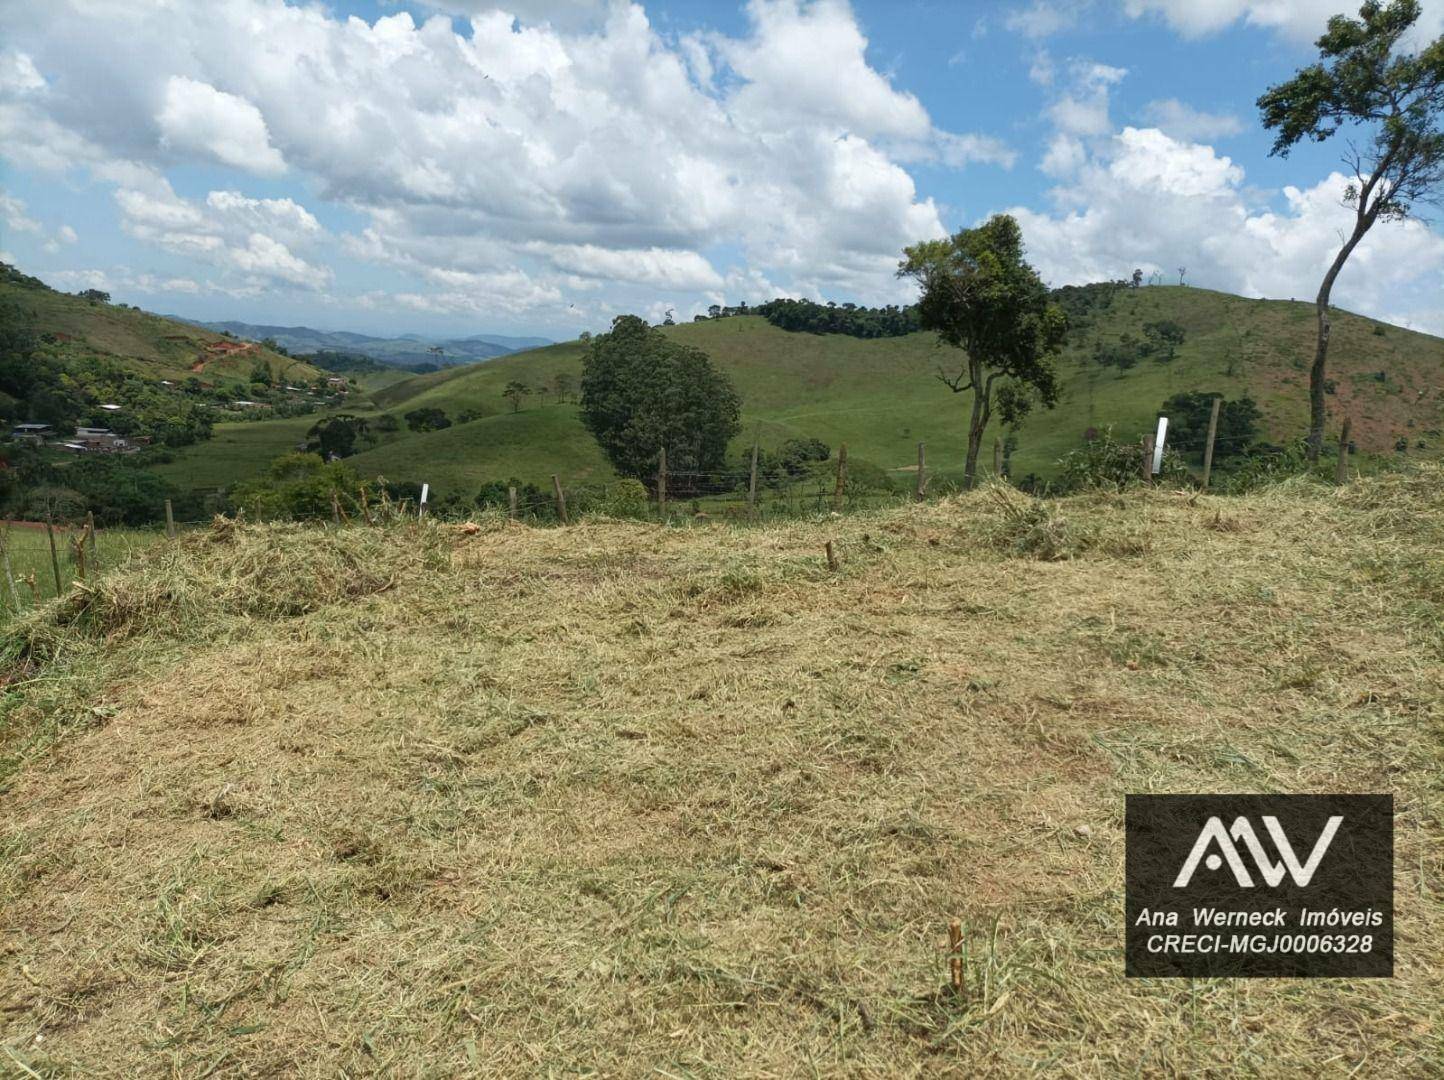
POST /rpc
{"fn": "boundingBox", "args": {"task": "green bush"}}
[597,478,650,518]
[1056,427,1190,492]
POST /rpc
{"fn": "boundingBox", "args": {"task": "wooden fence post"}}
[45,512,63,595]
[993,437,1002,478]
[657,448,667,520]
[948,920,964,994]
[552,474,568,524]
[915,442,927,501]
[747,441,759,519]
[825,539,839,571]
[1,541,19,612]
[833,443,847,511]
[72,535,86,582]
[508,485,518,521]
[359,486,373,526]
[1335,417,1353,484]
[1140,434,1155,484]
[164,499,176,538]
[85,511,97,559]
[1201,396,1222,490]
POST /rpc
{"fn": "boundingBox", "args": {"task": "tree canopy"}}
[579,314,741,488]
[1257,0,1443,458]
[898,214,1066,487]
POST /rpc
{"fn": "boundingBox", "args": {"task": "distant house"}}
[326,376,348,389]
[99,403,122,412]
[231,400,271,409]
[71,427,132,452]
[10,423,53,443]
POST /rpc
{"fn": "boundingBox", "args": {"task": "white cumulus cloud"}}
[1008,126,1444,331]
[157,77,287,177]
[0,0,1006,318]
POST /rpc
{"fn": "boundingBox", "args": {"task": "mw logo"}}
[1173,815,1344,888]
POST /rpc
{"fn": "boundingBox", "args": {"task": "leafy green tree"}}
[1161,392,1262,460]
[1258,0,1444,460]
[503,381,532,412]
[579,314,741,489]
[550,372,576,403]
[234,452,365,521]
[1143,319,1186,361]
[403,406,451,432]
[306,413,370,458]
[898,215,1066,487]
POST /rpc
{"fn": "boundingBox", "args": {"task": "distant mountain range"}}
[170,319,553,368]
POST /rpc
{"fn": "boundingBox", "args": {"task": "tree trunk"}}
[961,361,989,488]
[1308,215,1372,461]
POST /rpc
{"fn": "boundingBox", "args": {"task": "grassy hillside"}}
[147,286,1444,498]
[2,470,1441,1073]
[0,268,321,386]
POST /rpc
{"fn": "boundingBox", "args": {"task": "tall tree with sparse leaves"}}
[1258,0,1444,460]
[898,214,1066,488]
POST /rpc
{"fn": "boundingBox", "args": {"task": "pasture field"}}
[1,467,1440,1075]
[149,287,1444,501]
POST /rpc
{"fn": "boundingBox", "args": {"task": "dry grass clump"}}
[3,516,451,664]
[0,470,1441,1075]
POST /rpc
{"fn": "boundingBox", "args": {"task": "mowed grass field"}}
[150,287,1444,499]
[1,467,1440,1074]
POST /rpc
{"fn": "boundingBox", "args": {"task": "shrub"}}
[597,479,650,518]
[1056,427,1190,491]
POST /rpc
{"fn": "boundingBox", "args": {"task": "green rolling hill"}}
[132,286,1444,497]
[0,265,323,387]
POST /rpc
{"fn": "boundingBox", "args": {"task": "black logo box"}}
[1126,794,1392,977]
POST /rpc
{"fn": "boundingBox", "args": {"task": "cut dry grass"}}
[1,469,1441,1076]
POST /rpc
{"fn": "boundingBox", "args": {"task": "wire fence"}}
[3,417,1362,622]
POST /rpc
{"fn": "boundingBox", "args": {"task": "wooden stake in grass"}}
[833,443,847,511]
[825,539,839,571]
[552,474,568,524]
[71,534,86,583]
[1335,417,1353,485]
[164,498,176,538]
[948,919,964,994]
[1140,434,1155,484]
[1201,396,1222,490]
[1,537,20,612]
[915,441,927,501]
[657,447,667,520]
[45,511,63,595]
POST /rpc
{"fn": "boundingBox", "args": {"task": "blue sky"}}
[1,0,1441,338]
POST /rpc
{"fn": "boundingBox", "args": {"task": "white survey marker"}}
[420,483,430,504]
[1152,417,1168,474]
